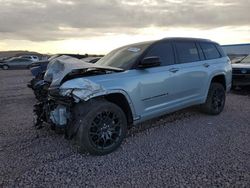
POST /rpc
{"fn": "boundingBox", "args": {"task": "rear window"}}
[200,42,221,60]
[175,42,200,63]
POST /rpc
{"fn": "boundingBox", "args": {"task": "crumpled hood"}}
[232,63,250,69]
[44,55,123,87]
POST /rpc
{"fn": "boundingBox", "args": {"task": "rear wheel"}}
[2,65,9,70]
[201,83,226,115]
[74,99,127,155]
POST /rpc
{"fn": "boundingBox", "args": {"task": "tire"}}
[2,65,9,70]
[201,82,226,115]
[74,99,127,155]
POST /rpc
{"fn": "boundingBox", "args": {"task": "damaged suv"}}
[34,38,232,155]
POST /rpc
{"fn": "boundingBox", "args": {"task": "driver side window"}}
[145,42,175,66]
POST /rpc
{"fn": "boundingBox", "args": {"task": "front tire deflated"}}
[73,99,128,155]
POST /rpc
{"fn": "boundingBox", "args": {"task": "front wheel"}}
[75,99,127,155]
[201,83,226,115]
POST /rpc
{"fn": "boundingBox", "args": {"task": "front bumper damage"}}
[35,78,106,127]
[33,78,106,131]
[33,76,130,139]
[33,89,75,136]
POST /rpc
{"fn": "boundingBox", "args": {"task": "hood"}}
[232,63,250,69]
[44,55,123,87]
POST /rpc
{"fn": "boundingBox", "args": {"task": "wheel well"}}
[104,93,133,127]
[211,75,226,89]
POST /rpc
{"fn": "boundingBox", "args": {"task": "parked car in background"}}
[34,37,232,155]
[19,55,40,62]
[229,55,247,64]
[232,55,250,88]
[29,54,88,77]
[29,55,59,77]
[0,57,11,61]
[0,57,34,70]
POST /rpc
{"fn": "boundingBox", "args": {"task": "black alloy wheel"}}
[201,82,226,115]
[89,110,122,150]
[74,99,127,155]
[211,87,225,113]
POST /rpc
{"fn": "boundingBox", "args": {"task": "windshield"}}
[95,42,153,70]
[240,55,250,64]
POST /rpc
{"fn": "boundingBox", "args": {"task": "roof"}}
[160,37,212,43]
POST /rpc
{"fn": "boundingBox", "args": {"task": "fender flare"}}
[79,89,138,121]
[205,72,226,99]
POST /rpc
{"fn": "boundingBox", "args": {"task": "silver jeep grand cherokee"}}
[35,37,232,155]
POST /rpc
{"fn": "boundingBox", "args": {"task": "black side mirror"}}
[138,56,160,68]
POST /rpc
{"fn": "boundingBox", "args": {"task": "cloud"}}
[0,0,249,41]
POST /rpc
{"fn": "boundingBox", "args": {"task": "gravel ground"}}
[0,70,250,187]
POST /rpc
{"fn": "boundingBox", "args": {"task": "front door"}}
[135,41,180,118]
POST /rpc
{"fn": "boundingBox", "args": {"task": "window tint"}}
[200,42,221,60]
[17,59,28,62]
[175,42,200,63]
[215,44,226,57]
[8,60,16,63]
[145,42,174,66]
[18,59,25,62]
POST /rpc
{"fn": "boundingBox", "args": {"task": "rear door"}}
[17,59,29,68]
[199,42,223,68]
[7,59,22,68]
[199,41,226,87]
[19,59,32,68]
[170,41,210,105]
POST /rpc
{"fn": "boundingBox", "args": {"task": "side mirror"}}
[138,56,160,68]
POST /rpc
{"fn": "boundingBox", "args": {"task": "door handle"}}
[169,68,179,73]
[203,63,210,68]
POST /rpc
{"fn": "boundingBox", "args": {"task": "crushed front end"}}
[32,55,123,139]
[33,87,75,137]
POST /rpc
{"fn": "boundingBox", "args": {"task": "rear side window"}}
[145,42,175,66]
[18,59,26,62]
[175,42,200,63]
[215,44,226,57]
[200,42,221,60]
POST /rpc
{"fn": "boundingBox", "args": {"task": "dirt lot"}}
[0,70,250,187]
